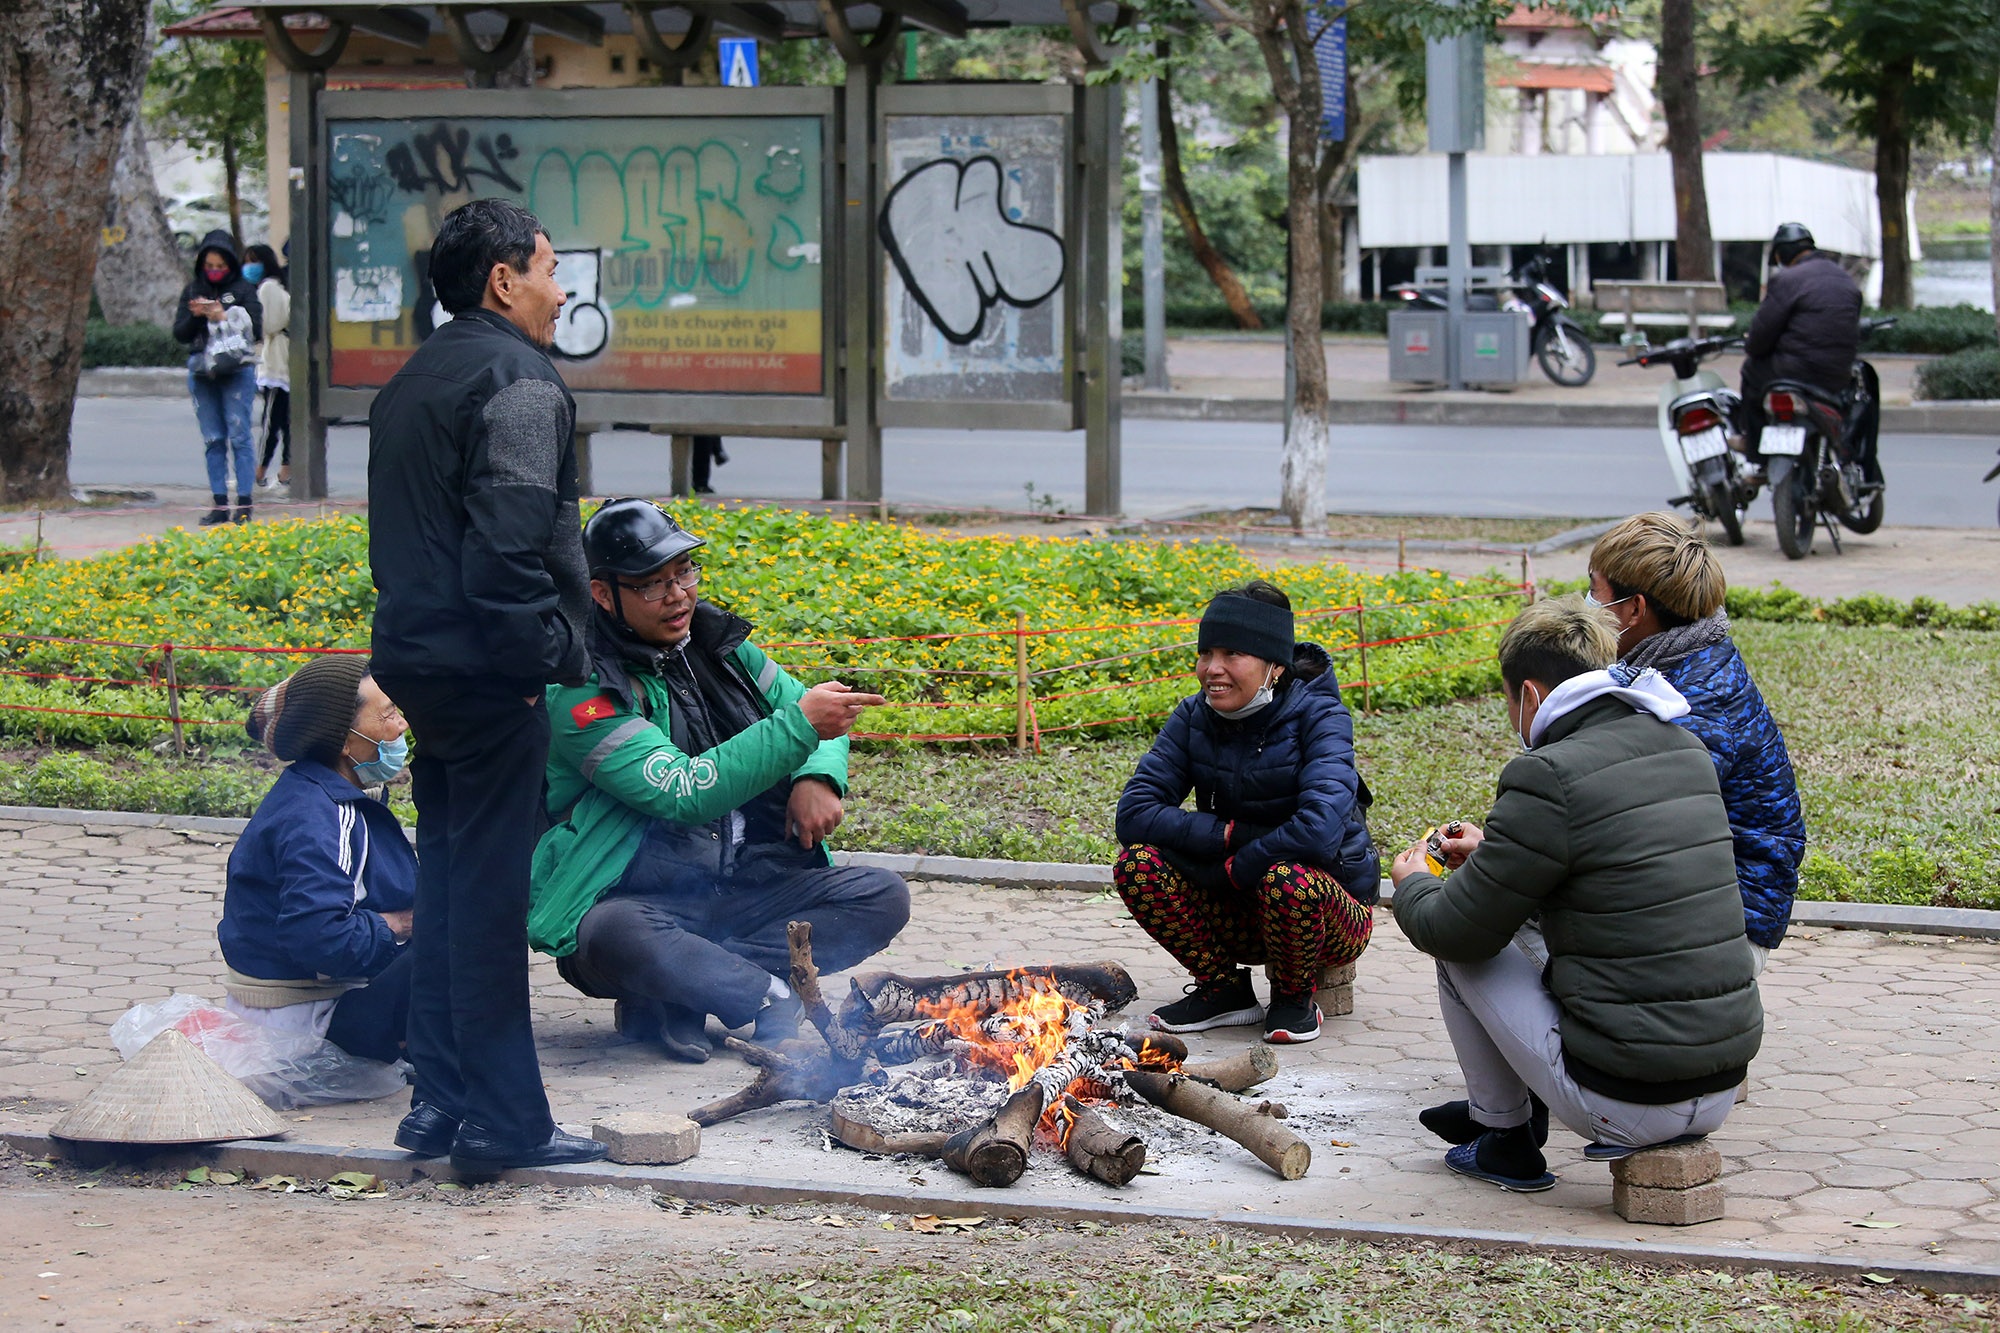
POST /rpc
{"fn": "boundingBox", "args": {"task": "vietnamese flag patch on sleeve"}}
[569,695,619,729]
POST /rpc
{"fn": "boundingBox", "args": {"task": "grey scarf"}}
[1621,611,1731,673]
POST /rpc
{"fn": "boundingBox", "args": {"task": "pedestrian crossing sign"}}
[721,38,759,87]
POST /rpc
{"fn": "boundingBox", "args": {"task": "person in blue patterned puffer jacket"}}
[1586,514,1806,964]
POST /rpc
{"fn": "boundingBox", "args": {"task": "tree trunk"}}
[1658,0,1714,283]
[222,135,243,254]
[1158,69,1262,330]
[1873,59,1914,310]
[1264,0,1330,532]
[0,0,154,504]
[95,116,185,330]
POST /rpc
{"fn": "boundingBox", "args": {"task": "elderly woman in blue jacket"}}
[1114,580,1379,1045]
[219,655,416,1064]
[1587,513,1805,970]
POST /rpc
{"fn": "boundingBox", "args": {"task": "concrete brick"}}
[591,1112,699,1165]
[1316,983,1355,1017]
[1614,1179,1726,1225]
[1609,1140,1722,1190]
[1316,962,1356,989]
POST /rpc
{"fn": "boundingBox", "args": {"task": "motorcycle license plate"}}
[1761,424,1807,456]
[1679,427,1728,464]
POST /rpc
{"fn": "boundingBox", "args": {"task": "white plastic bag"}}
[109,993,407,1111]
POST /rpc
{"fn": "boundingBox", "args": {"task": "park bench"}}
[1592,280,1734,343]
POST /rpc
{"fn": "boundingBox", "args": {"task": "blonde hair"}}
[1588,512,1726,625]
[1498,594,1619,690]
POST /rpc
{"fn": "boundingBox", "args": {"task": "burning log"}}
[1121,1031,1188,1065]
[1058,1095,1146,1186]
[688,1037,846,1127]
[1124,1068,1311,1181]
[835,963,1137,1052]
[1180,1045,1279,1093]
[940,1084,1042,1186]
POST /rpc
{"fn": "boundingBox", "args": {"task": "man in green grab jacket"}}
[1389,595,1762,1194]
[529,498,908,1061]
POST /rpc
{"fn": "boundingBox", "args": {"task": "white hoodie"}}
[1526,663,1689,748]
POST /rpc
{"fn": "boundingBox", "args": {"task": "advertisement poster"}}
[324,114,825,394]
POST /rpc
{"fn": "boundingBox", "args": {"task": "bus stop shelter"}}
[228,0,1125,511]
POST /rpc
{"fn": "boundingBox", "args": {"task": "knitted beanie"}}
[246,655,370,764]
[1197,593,1294,666]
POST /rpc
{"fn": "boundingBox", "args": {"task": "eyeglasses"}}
[619,564,702,602]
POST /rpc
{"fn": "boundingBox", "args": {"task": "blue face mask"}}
[242,262,266,283]
[350,730,408,784]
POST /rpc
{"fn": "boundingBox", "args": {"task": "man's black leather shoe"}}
[394,1102,460,1158]
[449,1125,609,1174]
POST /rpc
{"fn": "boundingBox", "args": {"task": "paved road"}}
[70,395,1999,524]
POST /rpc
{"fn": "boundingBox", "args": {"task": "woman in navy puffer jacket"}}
[1115,581,1379,1045]
[1588,514,1805,964]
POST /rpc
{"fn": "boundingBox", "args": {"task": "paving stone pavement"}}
[3,816,1998,1273]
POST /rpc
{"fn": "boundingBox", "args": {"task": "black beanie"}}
[246,655,370,764]
[1197,594,1294,666]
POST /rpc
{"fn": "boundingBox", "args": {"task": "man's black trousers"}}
[375,675,555,1147]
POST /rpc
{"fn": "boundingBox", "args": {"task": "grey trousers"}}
[1436,947,1739,1150]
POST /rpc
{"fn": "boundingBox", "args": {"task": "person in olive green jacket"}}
[1389,596,1762,1193]
[530,500,907,1062]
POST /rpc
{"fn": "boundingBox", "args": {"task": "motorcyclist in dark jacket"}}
[1741,222,1862,453]
[174,229,264,525]
[1114,580,1378,1046]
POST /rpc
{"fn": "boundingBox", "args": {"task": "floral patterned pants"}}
[1113,844,1373,998]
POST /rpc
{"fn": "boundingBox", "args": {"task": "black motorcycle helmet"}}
[583,498,705,580]
[1771,222,1815,266]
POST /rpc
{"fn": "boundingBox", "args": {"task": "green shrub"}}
[83,319,186,369]
[1915,346,2000,401]
[1120,331,1144,378]
[1797,837,2000,912]
[1725,582,2000,631]
[1865,303,1997,356]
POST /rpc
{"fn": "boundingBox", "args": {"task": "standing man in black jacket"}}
[1740,222,1862,453]
[367,198,607,1173]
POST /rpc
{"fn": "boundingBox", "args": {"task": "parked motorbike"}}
[1758,317,1896,560]
[1389,253,1597,387]
[1619,332,1756,546]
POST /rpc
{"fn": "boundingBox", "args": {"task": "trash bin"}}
[1459,311,1531,386]
[1388,311,1448,384]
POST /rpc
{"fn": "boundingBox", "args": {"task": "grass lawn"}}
[842,619,2000,908]
[570,1215,1990,1332]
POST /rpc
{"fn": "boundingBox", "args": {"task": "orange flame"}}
[913,970,1085,1093]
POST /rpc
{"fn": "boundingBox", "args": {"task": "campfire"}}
[690,924,1311,1187]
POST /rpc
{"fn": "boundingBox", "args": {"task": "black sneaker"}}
[1262,992,1322,1044]
[1148,970,1262,1033]
[231,504,251,524]
[753,993,803,1044]
[198,506,230,526]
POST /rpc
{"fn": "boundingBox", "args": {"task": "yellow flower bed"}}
[0,505,1524,747]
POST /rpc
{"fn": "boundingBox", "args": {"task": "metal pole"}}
[1446,150,1468,391]
[288,70,329,502]
[1080,81,1123,516]
[1138,75,1168,392]
[842,59,884,506]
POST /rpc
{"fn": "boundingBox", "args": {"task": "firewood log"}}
[787,920,872,1067]
[835,963,1139,1050]
[1119,1030,1189,1064]
[1059,1095,1146,1186]
[827,1104,951,1158]
[939,1084,1043,1187]
[1180,1044,1279,1093]
[1123,1068,1311,1180]
[687,1037,846,1127]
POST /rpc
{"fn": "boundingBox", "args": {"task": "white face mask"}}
[1514,682,1543,751]
[1207,665,1280,720]
[1584,590,1633,611]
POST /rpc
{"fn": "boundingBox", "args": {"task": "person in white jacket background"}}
[245,242,291,491]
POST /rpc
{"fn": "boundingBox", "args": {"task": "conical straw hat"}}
[51,1028,286,1144]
